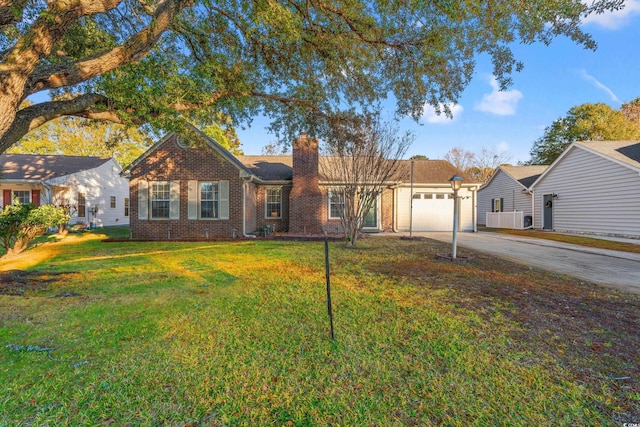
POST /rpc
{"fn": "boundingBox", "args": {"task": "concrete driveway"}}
[419,231,640,295]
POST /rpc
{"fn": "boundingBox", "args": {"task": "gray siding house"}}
[530,140,640,237]
[477,165,547,227]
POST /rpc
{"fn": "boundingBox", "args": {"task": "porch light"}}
[449,175,464,259]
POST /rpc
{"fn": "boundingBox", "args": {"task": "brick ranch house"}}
[122,128,478,239]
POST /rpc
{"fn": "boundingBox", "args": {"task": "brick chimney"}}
[289,133,324,234]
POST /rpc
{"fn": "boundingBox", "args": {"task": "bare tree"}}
[320,113,412,247]
[445,146,511,184]
[444,147,475,172]
[468,147,512,183]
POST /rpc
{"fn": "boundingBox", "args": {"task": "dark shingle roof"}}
[237,156,473,184]
[237,156,293,181]
[0,154,111,181]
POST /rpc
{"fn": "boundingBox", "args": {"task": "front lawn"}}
[1,229,638,425]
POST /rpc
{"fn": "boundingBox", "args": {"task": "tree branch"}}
[26,0,190,95]
[0,0,28,26]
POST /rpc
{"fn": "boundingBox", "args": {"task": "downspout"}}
[472,186,478,232]
[531,189,535,229]
[242,177,256,238]
[392,186,398,232]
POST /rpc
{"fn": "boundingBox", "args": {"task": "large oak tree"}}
[527,102,640,165]
[0,0,623,153]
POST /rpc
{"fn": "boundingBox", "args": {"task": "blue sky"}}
[237,2,640,163]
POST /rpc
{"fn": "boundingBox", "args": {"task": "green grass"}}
[0,228,637,426]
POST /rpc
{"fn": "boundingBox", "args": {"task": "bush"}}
[0,203,70,256]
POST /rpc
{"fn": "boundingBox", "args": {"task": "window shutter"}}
[500,198,504,212]
[188,180,198,220]
[170,180,180,219]
[3,189,12,207]
[138,181,148,219]
[32,190,41,206]
[219,180,229,220]
[490,198,495,212]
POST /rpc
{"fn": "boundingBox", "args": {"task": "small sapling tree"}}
[320,112,412,247]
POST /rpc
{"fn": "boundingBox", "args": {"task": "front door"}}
[364,203,377,228]
[543,194,553,230]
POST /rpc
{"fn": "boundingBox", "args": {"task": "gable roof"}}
[500,165,548,188]
[0,154,111,181]
[575,140,640,170]
[122,124,256,179]
[530,140,640,189]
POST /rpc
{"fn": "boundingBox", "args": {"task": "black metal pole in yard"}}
[324,232,335,340]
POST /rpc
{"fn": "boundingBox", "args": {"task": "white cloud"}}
[422,102,463,124]
[578,69,620,103]
[496,141,510,154]
[474,77,523,116]
[581,0,640,29]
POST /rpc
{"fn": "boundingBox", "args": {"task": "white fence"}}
[486,211,525,229]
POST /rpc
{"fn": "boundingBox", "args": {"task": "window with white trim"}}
[12,191,30,205]
[151,181,171,219]
[77,192,86,217]
[329,190,345,219]
[200,182,219,219]
[110,196,116,209]
[265,188,282,218]
[124,198,129,217]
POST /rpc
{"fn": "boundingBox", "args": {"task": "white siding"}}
[533,147,640,237]
[477,169,531,226]
[46,159,130,227]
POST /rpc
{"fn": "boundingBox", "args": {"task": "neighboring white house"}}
[529,140,640,237]
[0,154,130,227]
[477,165,547,228]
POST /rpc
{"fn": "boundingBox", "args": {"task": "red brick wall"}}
[381,188,394,232]
[289,134,324,234]
[254,184,292,234]
[129,135,245,239]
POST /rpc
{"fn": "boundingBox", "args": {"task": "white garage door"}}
[397,188,454,231]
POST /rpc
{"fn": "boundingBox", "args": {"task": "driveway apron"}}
[421,232,640,295]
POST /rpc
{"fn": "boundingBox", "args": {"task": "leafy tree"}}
[621,97,640,130]
[527,103,640,165]
[0,203,70,256]
[409,154,429,160]
[320,112,412,247]
[7,114,153,167]
[0,0,620,153]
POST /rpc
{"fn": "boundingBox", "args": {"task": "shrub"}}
[0,203,70,256]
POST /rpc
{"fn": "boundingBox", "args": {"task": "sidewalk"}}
[396,231,640,295]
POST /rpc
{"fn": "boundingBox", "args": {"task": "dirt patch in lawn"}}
[0,270,78,296]
[367,237,640,422]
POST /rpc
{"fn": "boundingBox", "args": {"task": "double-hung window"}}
[12,191,30,205]
[266,188,282,218]
[329,190,345,219]
[200,182,219,219]
[187,180,229,220]
[77,192,86,217]
[151,182,171,219]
